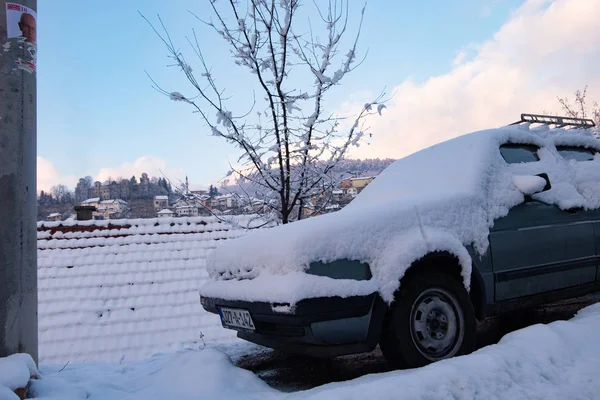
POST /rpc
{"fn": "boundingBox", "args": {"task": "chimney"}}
[74,205,96,221]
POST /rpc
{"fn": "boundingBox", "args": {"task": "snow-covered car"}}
[200,114,600,369]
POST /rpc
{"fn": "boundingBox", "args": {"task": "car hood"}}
[208,189,484,273]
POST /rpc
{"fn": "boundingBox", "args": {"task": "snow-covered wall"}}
[37,216,267,365]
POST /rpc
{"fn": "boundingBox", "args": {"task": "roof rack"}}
[510,113,596,129]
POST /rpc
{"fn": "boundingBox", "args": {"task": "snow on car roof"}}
[200,124,600,305]
[37,215,268,364]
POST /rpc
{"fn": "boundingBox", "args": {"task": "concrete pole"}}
[0,0,38,362]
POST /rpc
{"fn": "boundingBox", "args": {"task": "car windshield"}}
[346,131,491,210]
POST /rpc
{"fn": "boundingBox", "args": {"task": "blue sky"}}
[38,0,597,191]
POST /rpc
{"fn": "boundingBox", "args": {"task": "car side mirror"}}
[535,173,552,193]
[512,173,552,196]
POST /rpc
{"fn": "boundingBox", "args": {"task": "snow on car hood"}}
[200,124,600,304]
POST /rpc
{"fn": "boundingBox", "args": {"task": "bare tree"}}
[557,86,600,137]
[144,0,386,224]
[50,184,74,204]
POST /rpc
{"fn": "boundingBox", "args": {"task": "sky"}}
[37,0,600,192]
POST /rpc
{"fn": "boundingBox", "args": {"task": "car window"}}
[555,145,596,161]
[499,143,540,164]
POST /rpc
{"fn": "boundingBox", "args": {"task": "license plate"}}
[219,307,255,331]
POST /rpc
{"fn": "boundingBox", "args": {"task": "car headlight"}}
[306,259,372,280]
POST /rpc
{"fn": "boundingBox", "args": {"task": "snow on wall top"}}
[37,215,268,365]
[200,124,600,305]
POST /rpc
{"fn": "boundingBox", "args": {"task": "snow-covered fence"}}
[37,216,268,365]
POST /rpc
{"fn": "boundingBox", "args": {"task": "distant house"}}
[324,204,341,213]
[214,193,239,209]
[175,205,199,217]
[157,209,174,218]
[302,200,316,216]
[46,212,62,222]
[172,193,202,208]
[172,198,188,209]
[332,189,344,202]
[352,176,375,188]
[94,199,129,220]
[244,197,267,214]
[154,195,169,210]
[88,180,130,201]
[81,197,101,209]
[340,176,375,190]
[344,186,358,198]
[208,197,220,209]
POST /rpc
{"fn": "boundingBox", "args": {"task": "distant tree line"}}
[38,185,73,205]
[208,185,219,197]
[38,159,394,207]
[38,174,174,205]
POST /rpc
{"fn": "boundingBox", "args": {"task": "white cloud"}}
[37,156,78,192]
[345,0,600,161]
[452,50,467,66]
[95,156,186,186]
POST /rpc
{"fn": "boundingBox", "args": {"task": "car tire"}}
[379,270,476,369]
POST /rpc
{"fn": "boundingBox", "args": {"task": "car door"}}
[588,208,600,282]
[553,144,600,283]
[490,200,597,301]
[596,220,600,282]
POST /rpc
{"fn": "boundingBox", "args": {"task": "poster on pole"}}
[4,2,36,73]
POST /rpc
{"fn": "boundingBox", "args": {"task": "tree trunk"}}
[297,199,304,221]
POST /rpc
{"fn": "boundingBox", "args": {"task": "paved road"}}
[235,295,600,392]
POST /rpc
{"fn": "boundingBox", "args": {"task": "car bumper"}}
[200,293,386,357]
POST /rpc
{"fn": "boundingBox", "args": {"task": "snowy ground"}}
[3,301,598,400]
[236,295,600,392]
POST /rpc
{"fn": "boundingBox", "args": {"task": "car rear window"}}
[555,145,597,161]
[499,143,540,164]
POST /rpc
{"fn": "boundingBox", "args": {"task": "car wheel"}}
[379,270,476,369]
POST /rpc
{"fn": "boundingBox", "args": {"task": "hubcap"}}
[409,288,464,361]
